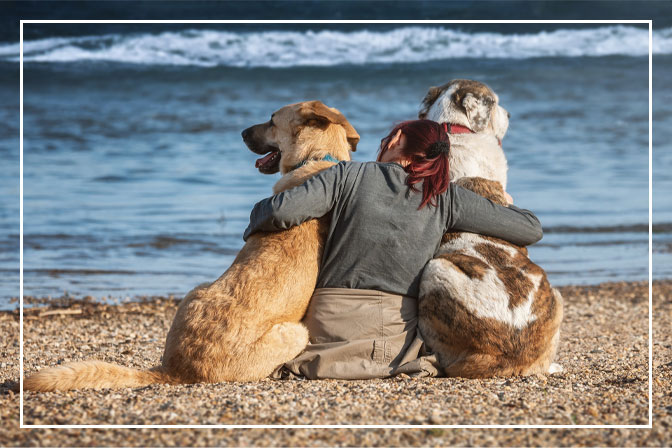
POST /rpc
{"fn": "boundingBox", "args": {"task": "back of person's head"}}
[378,119,450,209]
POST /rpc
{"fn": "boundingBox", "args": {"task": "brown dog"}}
[418,177,563,378]
[24,101,359,391]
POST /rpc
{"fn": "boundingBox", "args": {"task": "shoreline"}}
[4,277,669,314]
[1,279,671,445]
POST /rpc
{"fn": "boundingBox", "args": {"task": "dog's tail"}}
[24,361,179,392]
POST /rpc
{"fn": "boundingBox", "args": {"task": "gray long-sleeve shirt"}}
[244,161,542,298]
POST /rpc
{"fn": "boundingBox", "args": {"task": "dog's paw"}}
[281,322,309,348]
[266,322,309,353]
[548,363,563,374]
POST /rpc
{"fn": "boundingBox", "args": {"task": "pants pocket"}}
[372,339,386,364]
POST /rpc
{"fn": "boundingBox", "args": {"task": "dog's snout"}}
[241,128,251,140]
[507,111,511,119]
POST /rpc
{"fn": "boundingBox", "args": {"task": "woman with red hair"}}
[244,119,541,379]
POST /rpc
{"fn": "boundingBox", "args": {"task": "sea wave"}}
[0,26,669,67]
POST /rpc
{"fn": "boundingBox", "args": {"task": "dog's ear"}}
[418,86,442,119]
[299,101,360,151]
[341,120,360,152]
[299,101,335,125]
[461,92,495,132]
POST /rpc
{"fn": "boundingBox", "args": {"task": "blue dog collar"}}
[291,154,341,171]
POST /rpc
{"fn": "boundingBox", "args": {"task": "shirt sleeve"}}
[243,162,348,241]
[446,183,543,246]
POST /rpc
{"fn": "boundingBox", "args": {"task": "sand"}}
[0,280,670,446]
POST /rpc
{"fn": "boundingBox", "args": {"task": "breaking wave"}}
[0,25,668,67]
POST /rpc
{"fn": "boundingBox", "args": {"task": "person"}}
[243,119,543,379]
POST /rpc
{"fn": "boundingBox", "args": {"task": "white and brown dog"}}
[417,80,563,378]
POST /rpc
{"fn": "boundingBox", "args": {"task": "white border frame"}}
[18,19,654,430]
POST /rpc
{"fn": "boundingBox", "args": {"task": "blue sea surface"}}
[0,23,670,309]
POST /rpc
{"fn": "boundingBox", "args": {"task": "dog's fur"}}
[418,177,563,378]
[24,101,359,391]
[419,79,509,189]
[417,79,563,377]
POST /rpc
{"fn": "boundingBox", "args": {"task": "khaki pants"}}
[274,288,439,380]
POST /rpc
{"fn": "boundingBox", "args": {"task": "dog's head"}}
[241,100,359,175]
[418,79,509,141]
[455,176,508,206]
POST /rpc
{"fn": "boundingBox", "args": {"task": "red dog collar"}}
[442,122,502,147]
[444,123,474,134]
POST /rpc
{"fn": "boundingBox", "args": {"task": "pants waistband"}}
[313,287,410,300]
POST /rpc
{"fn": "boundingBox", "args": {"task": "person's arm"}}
[447,184,543,246]
[243,162,347,241]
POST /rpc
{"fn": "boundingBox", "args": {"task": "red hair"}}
[378,119,450,209]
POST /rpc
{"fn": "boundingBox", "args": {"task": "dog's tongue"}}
[255,151,277,168]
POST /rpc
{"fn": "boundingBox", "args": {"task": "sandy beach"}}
[0,280,669,446]
[2,3,670,445]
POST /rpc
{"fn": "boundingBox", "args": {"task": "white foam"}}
[0,26,668,67]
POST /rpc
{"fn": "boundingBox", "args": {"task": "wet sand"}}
[1,280,671,446]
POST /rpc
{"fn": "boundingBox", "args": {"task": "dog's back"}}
[418,177,563,378]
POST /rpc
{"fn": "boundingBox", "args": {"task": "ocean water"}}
[0,23,670,309]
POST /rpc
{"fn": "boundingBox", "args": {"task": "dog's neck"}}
[442,122,501,147]
[290,154,340,172]
[443,123,474,135]
[273,159,341,194]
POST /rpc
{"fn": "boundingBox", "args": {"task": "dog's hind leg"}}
[233,322,309,381]
[444,353,507,379]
